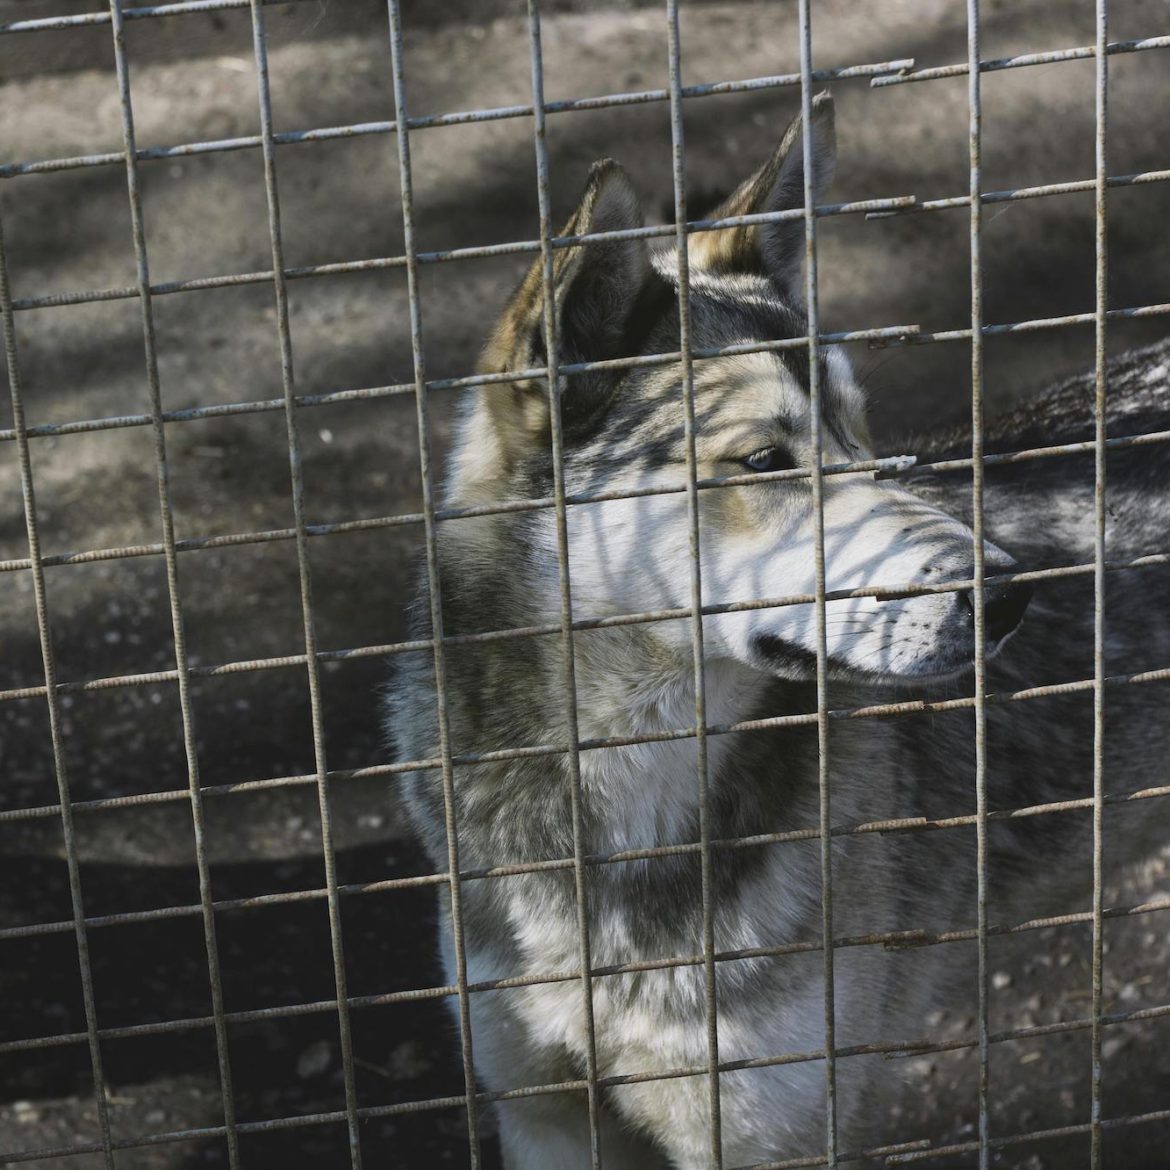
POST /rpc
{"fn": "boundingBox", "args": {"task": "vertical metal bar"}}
[965,2,992,1167]
[1089,1,1109,1165]
[106,5,240,1163]
[383,2,482,1164]
[246,3,363,1165]
[796,3,837,1164]
[664,4,722,1165]
[523,4,605,1166]
[0,222,116,1169]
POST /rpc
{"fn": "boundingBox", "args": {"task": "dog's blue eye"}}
[744,446,791,473]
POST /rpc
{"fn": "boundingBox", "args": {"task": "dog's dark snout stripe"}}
[962,580,1033,642]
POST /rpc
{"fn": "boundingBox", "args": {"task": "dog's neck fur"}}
[570,631,763,851]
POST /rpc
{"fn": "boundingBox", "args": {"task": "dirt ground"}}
[0,0,1168,1167]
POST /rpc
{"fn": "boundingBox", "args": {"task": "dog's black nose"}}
[962,580,1033,643]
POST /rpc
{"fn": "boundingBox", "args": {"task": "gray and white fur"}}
[386,93,1170,1168]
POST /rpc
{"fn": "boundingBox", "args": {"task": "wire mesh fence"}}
[1,0,1168,1167]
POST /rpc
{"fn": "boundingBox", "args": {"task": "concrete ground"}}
[0,0,1168,1166]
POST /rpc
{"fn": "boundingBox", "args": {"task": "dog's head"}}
[455,92,1030,683]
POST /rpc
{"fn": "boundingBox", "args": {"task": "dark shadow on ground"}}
[0,843,504,1170]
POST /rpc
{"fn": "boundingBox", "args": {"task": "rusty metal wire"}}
[383,0,483,1160]
[3,875,1170,1060]
[3,798,1170,955]
[3,1001,1170,1167]
[245,1,365,1163]
[2,0,1169,1167]
[871,32,1170,88]
[107,0,241,1162]
[0,302,1167,472]
[963,3,993,1165]
[2,549,1166,710]
[665,4,724,1162]
[794,2,839,1161]
[6,432,1170,581]
[5,183,1169,315]
[5,651,1166,815]
[0,170,117,1170]
[524,2,604,1161]
[1089,2,1111,1165]
[0,59,914,178]
[2,301,1169,446]
[0,0,314,35]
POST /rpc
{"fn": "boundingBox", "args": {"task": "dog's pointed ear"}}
[481,159,649,441]
[689,91,836,300]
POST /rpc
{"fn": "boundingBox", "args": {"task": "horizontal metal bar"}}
[2,777,1168,930]
[4,287,1168,453]
[872,34,1170,88]
[4,814,1165,978]
[1,647,1168,836]
[4,920,1169,1060]
[868,300,1170,348]
[308,780,1170,893]
[908,427,1170,476]
[0,325,917,445]
[0,59,914,178]
[0,0,316,34]
[3,1001,1168,1163]
[3,424,1168,577]
[743,1105,1170,1170]
[12,160,1170,313]
[8,197,916,312]
[289,999,1170,1102]
[0,321,923,447]
[882,1108,1170,1166]
[0,550,1165,708]
[0,453,916,574]
[735,1137,938,1170]
[865,167,1170,219]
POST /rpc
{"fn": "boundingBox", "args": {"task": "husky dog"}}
[388,93,1170,1168]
